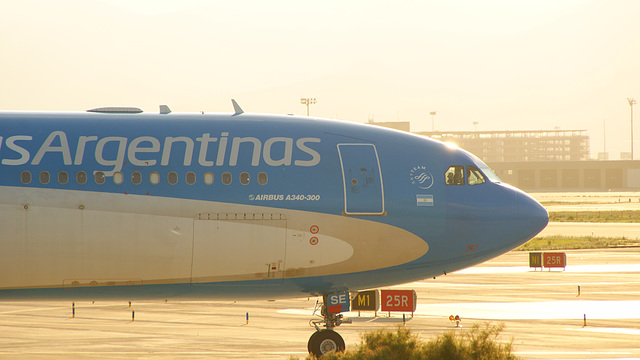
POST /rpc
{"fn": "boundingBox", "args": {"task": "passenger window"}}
[150,172,160,185]
[39,171,50,184]
[21,171,31,184]
[445,166,464,185]
[168,172,178,185]
[77,171,87,185]
[186,172,196,185]
[240,172,250,185]
[58,171,69,184]
[222,172,232,185]
[467,166,486,186]
[257,172,268,185]
[95,171,105,184]
[113,172,123,185]
[131,171,142,185]
[204,172,214,185]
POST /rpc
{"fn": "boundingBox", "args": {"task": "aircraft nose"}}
[516,191,548,239]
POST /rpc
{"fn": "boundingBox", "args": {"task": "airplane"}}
[0,101,548,356]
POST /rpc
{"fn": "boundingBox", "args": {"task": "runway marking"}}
[567,327,640,336]
[277,309,314,316]
[456,264,640,274]
[282,300,640,321]
[411,281,640,288]
[414,300,640,320]
[0,351,310,356]
[516,351,633,356]
[0,306,68,315]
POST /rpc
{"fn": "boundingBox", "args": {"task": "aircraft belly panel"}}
[0,203,193,290]
[191,215,287,285]
[282,213,428,278]
[284,229,354,274]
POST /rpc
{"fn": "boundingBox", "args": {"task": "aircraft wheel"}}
[308,330,345,357]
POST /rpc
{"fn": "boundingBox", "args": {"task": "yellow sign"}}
[351,290,379,311]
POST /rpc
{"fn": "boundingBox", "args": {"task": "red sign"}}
[380,290,416,312]
[543,252,566,268]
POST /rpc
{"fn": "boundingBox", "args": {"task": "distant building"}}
[416,130,590,163]
[370,120,640,190]
[491,160,640,191]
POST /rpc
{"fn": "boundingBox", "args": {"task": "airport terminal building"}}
[488,160,640,191]
[372,122,640,191]
[418,129,640,191]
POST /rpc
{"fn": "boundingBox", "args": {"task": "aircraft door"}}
[191,213,286,286]
[337,143,385,215]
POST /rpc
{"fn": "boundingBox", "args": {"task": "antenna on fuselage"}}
[231,99,244,116]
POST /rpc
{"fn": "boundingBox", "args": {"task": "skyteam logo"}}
[409,165,434,189]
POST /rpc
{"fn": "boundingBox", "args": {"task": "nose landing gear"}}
[308,295,350,357]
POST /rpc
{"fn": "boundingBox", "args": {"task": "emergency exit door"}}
[337,143,385,215]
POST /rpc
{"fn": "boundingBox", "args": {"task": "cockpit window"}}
[466,152,502,183]
[445,166,464,185]
[467,166,486,185]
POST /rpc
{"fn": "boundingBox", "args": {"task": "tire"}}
[307,331,322,355]
[308,330,345,357]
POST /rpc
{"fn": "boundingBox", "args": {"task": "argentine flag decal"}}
[416,194,434,206]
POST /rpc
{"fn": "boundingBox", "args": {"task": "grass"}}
[293,322,518,360]
[528,209,640,250]
[516,235,640,251]
[548,210,640,223]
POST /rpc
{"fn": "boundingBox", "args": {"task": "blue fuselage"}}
[0,111,548,300]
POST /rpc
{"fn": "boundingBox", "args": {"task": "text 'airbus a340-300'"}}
[0,101,548,356]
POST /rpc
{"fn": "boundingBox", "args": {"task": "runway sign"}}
[351,290,379,311]
[326,292,350,314]
[543,252,567,269]
[381,289,416,312]
[529,252,542,269]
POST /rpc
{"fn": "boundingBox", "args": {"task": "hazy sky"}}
[1,0,639,159]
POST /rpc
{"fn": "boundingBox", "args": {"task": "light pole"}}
[430,111,436,132]
[603,119,606,156]
[300,98,316,116]
[629,98,636,160]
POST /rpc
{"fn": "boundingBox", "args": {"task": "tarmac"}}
[540,222,640,239]
[1,248,639,360]
[535,190,640,239]
[532,191,640,212]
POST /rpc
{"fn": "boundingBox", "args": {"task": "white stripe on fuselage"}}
[0,187,427,290]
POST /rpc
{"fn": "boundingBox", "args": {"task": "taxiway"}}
[1,248,638,359]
